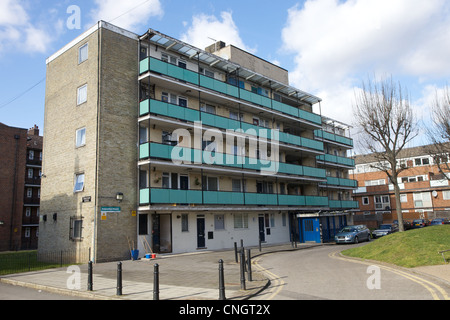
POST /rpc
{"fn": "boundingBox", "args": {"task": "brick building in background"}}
[0,123,42,251]
[351,144,450,228]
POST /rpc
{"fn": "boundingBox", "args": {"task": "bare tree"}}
[426,85,450,178]
[353,76,418,232]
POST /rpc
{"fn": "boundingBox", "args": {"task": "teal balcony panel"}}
[139,58,150,74]
[148,189,203,204]
[315,130,354,147]
[203,191,245,205]
[245,193,278,206]
[140,143,150,159]
[317,154,355,167]
[301,137,324,151]
[303,167,326,179]
[326,177,358,188]
[278,194,306,206]
[329,200,359,209]
[305,196,329,207]
[140,188,150,204]
[239,89,272,109]
[140,99,149,116]
[299,109,322,125]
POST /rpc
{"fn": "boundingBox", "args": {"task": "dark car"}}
[412,219,430,228]
[335,225,371,244]
[393,220,412,230]
[372,223,399,238]
[430,218,450,226]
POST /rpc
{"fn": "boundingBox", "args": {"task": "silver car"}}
[335,225,371,244]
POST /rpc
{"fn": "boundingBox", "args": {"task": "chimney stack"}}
[28,125,39,136]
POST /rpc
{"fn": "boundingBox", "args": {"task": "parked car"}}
[393,220,412,230]
[335,225,371,244]
[412,219,430,228]
[430,218,450,226]
[372,224,399,238]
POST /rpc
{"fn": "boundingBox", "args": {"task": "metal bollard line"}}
[87,261,93,291]
[153,264,160,300]
[116,262,122,296]
[239,249,246,290]
[218,259,226,300]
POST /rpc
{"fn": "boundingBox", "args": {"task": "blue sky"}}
[1,0,449,148]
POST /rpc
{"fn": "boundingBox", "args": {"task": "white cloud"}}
[0,0,54,54]
[89,0,163,32]
[281,0,450,127]
[180,11,256,54]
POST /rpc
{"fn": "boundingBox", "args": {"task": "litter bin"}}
[131,250,139,260]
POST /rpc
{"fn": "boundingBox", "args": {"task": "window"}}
[256,181,274,194]
[70,216,83,241]
[28,169,33,179]
[232,179,242,192]
[162,172,170,189]
[25,228,30,238]
[200,67,214,78]
[443,190,450,200]
[400,194,408,203]
[27,188,32,198]
[374,195,390,210]
[181,214,189,232]
[139,170,148,189]
[415,157,430,166]
[76,128,86,147]
[234,213,248,229]
[26,207,31,217]
[74,173,85,193]
[229,111,243,121]
[29,150,34,160]
[202,176,218,191]
[79,43,88,64]
[362,197,369,205]
[200,103,216,115]
[77,84,87,105]
[214,214,225,230]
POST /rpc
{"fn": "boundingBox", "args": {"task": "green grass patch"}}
[342,225,450,268]
[0,250,72,275]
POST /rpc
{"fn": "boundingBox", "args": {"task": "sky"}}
[1,0,449,151]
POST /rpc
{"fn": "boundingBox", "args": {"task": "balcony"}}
[139,142,326,179]
[323,177,358,188]
[139,57,322,126]
[140,99,324,152]
[139,188,329,207]
[315,130,353,148]
[317,154,355,167]
[328,200,359,209]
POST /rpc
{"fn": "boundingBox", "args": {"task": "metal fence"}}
[0,249,90,276]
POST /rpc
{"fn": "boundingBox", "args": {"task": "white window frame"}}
[77,84,87,105]
[443,190,450,200]
[233,212,248,229]
[362,197,369,205]
[76,127,86,148]
[400,194,408,203]
[78,43,88,64]
[28,169,33,179]
[74,173,85,193]
[26,207,31,217]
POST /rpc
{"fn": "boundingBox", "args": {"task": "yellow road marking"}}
[252,256,285,300]
[329,251,449,300]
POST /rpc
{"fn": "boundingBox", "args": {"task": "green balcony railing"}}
[139,188,329,207]
[139,142,326,179]
[314,130,353,147]
[140,99,324,152]
[325,177,358,188]
[328,200,359,209]
[139,57,322,126]
[317,154,355,167]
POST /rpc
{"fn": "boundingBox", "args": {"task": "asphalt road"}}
[252,243,450,300]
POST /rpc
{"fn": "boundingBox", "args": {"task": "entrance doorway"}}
[299,218,321,243]
[197,215,206,248]
[152,214,172,253]
[258,215,265,242]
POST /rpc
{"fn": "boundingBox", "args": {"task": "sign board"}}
[101,207,121,213]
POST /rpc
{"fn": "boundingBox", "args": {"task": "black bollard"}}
[234,242,238,263]
[259,237,262,252]
[239,250,246,290]
[87,261,93,291]
[247,249,252,282]
[218,259,226,300]
[153,264,159,300]
[116,262,122,296]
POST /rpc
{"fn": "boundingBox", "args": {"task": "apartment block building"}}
[40,21,357,262]
[351,144,450,228]
[0,123,42,251]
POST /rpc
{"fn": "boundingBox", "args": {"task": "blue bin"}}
[131,250,139,260]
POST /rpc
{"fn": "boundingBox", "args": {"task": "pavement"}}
[1,242,449,300]
[0,243,316,300]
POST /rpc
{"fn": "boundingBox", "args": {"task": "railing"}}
[139,188,330,207]
[140,99,324,151]
[139,57,322,126]
[139,142,326,179]
[314,130,353,147]
[0,249,91,275]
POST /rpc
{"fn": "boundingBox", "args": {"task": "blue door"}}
[299,218,321,243]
